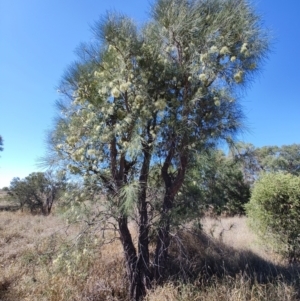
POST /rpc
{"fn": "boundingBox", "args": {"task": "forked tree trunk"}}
[118,216,147,301]
[119,152,153,300]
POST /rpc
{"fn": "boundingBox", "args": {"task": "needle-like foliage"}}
[46,1,269,299]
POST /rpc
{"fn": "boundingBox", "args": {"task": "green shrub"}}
[246,172,300,262]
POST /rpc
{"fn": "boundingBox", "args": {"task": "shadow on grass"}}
[164,229,300,293]
[0,205,20,212]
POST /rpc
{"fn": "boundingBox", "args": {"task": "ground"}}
[0,195,299,301]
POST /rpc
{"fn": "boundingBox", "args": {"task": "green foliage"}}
[230,142,261,185]
[257,144,300,175]
[44,0,270,297]
[246,172,300,262]
[46,0,269,197]
[181,149,250,216]
[51,235,98,278]
[7,172,64,215]
[231,143,300,185]
[119,181,140,215]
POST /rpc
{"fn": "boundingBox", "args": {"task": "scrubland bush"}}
[246,172,300,262]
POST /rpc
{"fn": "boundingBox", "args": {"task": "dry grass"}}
[146,276,299,301]
[0,208,129,301]
[145,216,300,300]
[0,206,299,301]
[201,216,282,263]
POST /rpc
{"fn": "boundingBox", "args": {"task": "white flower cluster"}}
[234,71,244,83]
[199,73,207,82]
[87,149,96,156]
[72,148,85,161]
[214,97,220,106]
[120,82,131,92]
[210,46,219,54]
[135,95,144,104]
[200,53,208,62]
[220,46,230,55]
[111,87,120,98]
[240,43,248,54]
[154,99,167,111]
[67,136,78,145]
[94,71,105,78]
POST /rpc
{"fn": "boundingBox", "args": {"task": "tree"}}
[231,143,300,184]
[256,144,300,175]
[47,0,269,299]
[246,172,300,263]
[7,171,64,215]
[230,142,262,185]
[190,149,250,215]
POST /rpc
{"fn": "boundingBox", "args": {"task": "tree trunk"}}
[118,216,146,301]
[154,193,173,282]
[118,123,155,300]
[135,140,153,292]
[136,190,152,295]
[154,150,188,281]
[44,189,56,216]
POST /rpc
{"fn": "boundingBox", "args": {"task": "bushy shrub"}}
[246,172,300,262]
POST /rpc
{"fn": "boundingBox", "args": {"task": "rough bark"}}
[118,216,140,300]
[154,193,173,281]
[154,150,188,282]
[136,141,153,293]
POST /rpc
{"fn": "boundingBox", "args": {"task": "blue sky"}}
[0,0,299,188]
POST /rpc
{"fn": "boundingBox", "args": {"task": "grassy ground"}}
[0,203,299,301]
[201,216,280,262]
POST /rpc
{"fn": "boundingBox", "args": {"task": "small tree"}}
[8,172,64,215]
[47,0,269,299]
[246,172,300,262]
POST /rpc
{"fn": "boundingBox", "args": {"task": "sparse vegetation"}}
[1,206,299,301]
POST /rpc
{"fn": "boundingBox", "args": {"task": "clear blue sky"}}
[0,0,299,188]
